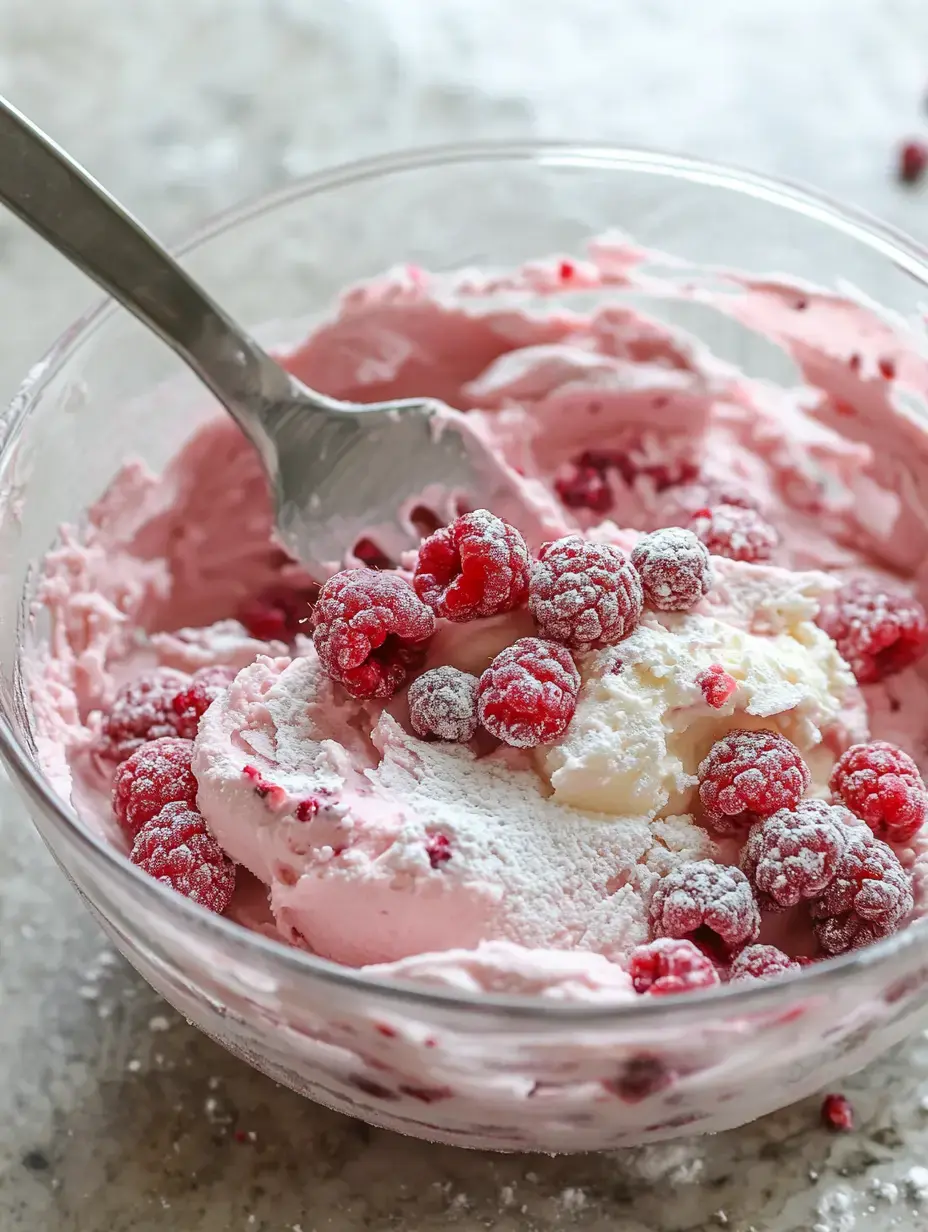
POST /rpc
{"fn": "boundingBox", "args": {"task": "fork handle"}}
[0,95,298,468]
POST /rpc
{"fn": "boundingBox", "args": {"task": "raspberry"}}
[695,664,738,709]
[312,569,435,699]
[631,527,713,612]
[171,665,237,740]
[729,944,800,982]
[628,938,720,996]
[741,800,854,909]
[698,729,811,833]
[554,457,613,514]
[810,826,913,954]
[899,139,928,185]
[407,667,479,742]
[413,509,530,622]
[816,578,928,685]
[690,503,778,563]
[425,833,452,868]
[130,801,236,914]
[821,1093,854,1132]
[649,860,760,951]
[528,536,643,652]
[830,741,928,844]
[112,736,198,840]
[237,583,317,642]
[477,637,580,748]
[96,668,190,763]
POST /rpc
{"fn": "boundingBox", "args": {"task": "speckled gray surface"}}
[4,2,928,1228]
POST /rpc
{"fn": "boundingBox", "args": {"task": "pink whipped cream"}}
[27,236,928,1000]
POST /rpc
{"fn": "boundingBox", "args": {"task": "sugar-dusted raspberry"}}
[171,665,237,740]
[130,801,236,914]
[628,938,720,996]
[413,509,530,622]
[112,736,198,840]
[830,741,928,845]
[237,583,318,642]
[729,944,800,982]
[816,578,928,685]
[631,527,713,612]
[96,668,190,763]
[695,664,738,709]
[649,860,760,951]
[477,637,580,748]
[528,535,643,652]
[312,569,435,699]
[698,729,811,833]
[408,666,479,742]
[741,800,854,910]
[690,503,778,563]
[554,457,613,514]
[810,826,913,954]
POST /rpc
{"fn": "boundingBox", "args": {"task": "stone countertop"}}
[3,2,928,1228]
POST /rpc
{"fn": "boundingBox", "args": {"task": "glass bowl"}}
[3,141,928,1153]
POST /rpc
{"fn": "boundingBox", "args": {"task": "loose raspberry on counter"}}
[810,826,913,955]
[628,938,720,996]
[477,637,580,748]
[830,741,928,845]
[729,944,800,982]
[96,668,191,763]
[698,729,811,833]
[821,1092,854,1132]
[408,666,479,742]
[171,665,237,740]
[413,509,530,622]
[690,503,778,563]
[237,583,318,642]
[631,527,713,612]
[649,860,760,951]
[112,736,198,840]
[130,801,236,914]
[741,800,854,910]
[554,457,613,514]
[528,536,643,652]
[312,569,435,699]
[898,140,928,186]
[695,664,738,709]
[816,578,928,685]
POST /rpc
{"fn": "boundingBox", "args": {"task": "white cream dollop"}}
[542,569,864,821]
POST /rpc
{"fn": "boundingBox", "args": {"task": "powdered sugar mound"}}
[196,651,683,965]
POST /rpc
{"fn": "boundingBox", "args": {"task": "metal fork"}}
[0,98,522,569]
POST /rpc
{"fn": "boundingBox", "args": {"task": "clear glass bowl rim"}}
[5,138,928,1025]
